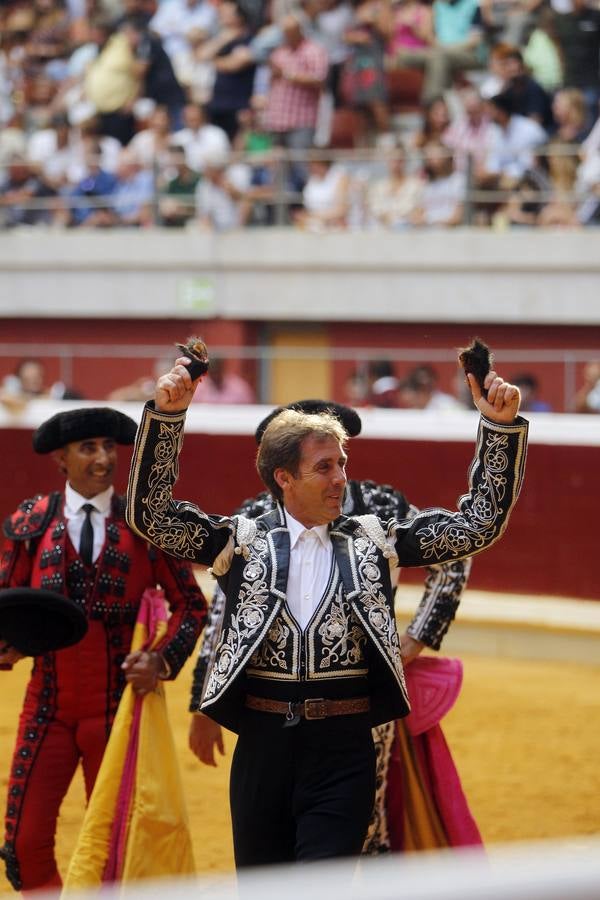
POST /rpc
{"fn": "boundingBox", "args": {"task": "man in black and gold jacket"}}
[126,358,528,868]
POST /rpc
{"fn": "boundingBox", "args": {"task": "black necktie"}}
[80,503,95,567]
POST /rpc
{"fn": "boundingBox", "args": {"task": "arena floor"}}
[1,639,600,893]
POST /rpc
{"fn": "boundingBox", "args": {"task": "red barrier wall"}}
[1,428,597,600]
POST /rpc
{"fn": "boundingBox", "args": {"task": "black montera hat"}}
[0,588,88,656]
[255,400,362,444]
[32,407,138,454]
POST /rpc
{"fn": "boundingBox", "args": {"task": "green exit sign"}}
[177,277,216,314]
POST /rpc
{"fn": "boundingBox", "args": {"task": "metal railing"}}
[0,142,596,230]
[0,342,597,411]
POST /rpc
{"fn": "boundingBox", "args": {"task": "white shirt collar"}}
[64,482,114,516]
[284,509,330,550]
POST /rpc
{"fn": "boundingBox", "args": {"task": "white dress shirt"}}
[285,510,333,630]
[64,483,114,564]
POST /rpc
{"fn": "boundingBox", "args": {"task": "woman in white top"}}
[295,156,351,230]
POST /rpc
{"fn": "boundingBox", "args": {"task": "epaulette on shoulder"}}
[235,492,277,519]
[3,492,62,541]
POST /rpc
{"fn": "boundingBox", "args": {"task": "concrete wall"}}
[1,228,600,323]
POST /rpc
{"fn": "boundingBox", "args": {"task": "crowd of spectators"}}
[1,0,600,229]
[3,353,600,412]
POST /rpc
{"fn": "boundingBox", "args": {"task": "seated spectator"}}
[574,362,600,413]
[58,140,118,226]
[390,0,483,104]
[194,150,253,229]
[412,94,451,149]
[511,373,552,411]
[294,155,351,230]
[158,145,201,226]
[340,0,393,135]
[128,104,174,169]
[367,359,401,407]
[482,91,547,186]
[399,364,461,409]
[443,86,494,172]
[0,155,56,228]
[110,148,155,226]
[171,102,231,172]
[107,354,179,401]
[410,140,466,226]
[551,88,588,144]
[0,358,83,412]
[233,102,277,225]
[192,357,255,403]
[27,111,80,190]
[365,140,423,228]
[501,46,554,132]
[499,163,551,227]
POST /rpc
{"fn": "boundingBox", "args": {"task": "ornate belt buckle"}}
[304,698,328,720]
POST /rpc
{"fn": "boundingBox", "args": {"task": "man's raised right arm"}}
[126,358,232,565]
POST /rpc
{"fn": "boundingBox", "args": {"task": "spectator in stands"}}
[443,85,494,173]
[26,111,76,191]
[107,354,180,401]
[388,0,434,56]
[551,88,588,144]
[149,0,219,82]
[500,47,554,132]
[59,139,118,226]
[0,155,56,228]
[551,0,600,127]
[110,147,155,226]
[523,7,564,94]
[308,0,355,108]
[574,362,600,413]
[194,149,253,229]
[0,358,83,413]
[340,0,393,136]
[498,163,551,227]
[158,145,201,226]
[191,357,255,403]
[172,103,231,172]
[83,20,142,144]
[199,1,256,141]
[127,104,173,169]
[410,140,466,226]
[263,13,329,177]
[412,94,451,149]
[399,364,461,409]
[365,140,423,227]
[479,0,542,47]
[390,0,483,104]
[121,16,187,130]
[294,155,351,230]
[482,91,547,185]
[510,373,552,411]
[367,359,401,407]
[232,101,277,225]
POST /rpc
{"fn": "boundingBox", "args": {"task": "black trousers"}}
[230,709,376,867]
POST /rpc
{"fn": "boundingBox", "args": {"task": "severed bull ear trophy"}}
[458,338,493,399]
[175,336,210,381]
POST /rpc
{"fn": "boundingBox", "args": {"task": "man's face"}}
[55,436,118,498]
[276,434,347,528]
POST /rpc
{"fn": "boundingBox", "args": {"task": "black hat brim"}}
[0,588,88,656]
[255,400,362,444]
[33,407,138,454]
